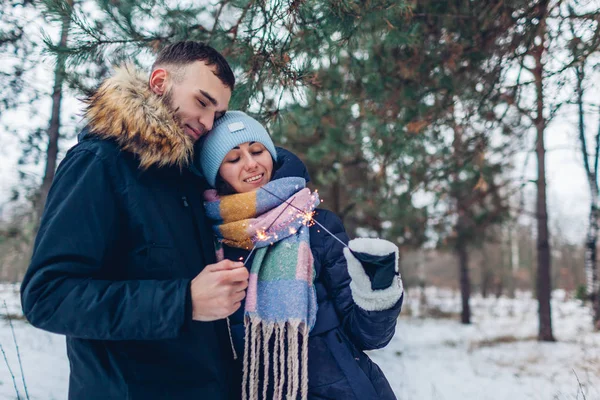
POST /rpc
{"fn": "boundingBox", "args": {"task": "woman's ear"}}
[149,68,168,95]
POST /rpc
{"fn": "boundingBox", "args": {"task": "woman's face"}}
[218,141,274,193]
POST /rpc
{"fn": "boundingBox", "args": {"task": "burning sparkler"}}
[257,186,400,289]
[239,186,398,291]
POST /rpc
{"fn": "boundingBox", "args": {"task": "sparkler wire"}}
[258,187,349,249]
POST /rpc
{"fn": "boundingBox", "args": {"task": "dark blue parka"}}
[224,150,402,400]
[20,67,236,399]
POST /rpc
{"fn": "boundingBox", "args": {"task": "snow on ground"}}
[0,283,599,400]
[0,284,68,400]
[369,287,600,400]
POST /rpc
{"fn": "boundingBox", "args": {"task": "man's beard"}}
[160,88,178,114]
[160,87,206,139]
[160,88,186,133]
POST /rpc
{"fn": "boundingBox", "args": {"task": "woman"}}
[198,111,403,400]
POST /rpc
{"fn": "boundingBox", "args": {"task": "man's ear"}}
[149,68,168,95]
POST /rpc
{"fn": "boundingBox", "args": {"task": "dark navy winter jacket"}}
[20,68,237,400]
[224,150,402,400]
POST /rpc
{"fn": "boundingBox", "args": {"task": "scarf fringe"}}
[242,318,309,400]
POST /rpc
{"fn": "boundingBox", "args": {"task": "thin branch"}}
[209,0,229,42]
[230,0,255,44]
[0,342,21,400]
[3,302,29,400]
[573,368,588,400]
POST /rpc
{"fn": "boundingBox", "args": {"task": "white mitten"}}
[343,238,404,311]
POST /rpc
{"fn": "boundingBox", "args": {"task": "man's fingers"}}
[208,259,245,272]
[232,290,246,303]
[217,266,249,284]
[233,279,249,292]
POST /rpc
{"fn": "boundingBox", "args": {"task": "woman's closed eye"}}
[226,157,241,163]
[251,150,264,156]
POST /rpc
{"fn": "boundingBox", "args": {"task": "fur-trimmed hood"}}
[84,65,193,170]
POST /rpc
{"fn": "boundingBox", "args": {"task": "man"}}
[21,41,248,399]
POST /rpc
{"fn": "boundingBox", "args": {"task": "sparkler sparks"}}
[242,196,296,265]
[300,210,316,226]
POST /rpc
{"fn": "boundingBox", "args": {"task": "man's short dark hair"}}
[152,41,235,90]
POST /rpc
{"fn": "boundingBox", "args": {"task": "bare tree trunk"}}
[533,7,555,342]
[35,2,72,226]
[450,119,472,324]
[569,9,600,329]
[456,232,471,324]
[574,62,600,329]
[593,191,600,330]
[481,264,491,299]
[577,65,600,329]
[494,275,504,299]
[509,221,519,298]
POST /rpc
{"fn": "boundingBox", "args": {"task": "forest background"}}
[1,0,599,342]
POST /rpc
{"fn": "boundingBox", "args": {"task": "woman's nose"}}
[243,153,258,169]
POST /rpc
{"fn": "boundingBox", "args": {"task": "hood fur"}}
[84,65,193,170]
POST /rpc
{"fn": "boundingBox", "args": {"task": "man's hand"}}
[190,259,249,321]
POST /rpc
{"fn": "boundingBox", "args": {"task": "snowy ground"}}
[1,283,599,400]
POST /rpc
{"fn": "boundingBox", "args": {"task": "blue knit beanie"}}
[200,111,278,187]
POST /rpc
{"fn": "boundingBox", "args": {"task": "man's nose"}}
[200,111,215,131]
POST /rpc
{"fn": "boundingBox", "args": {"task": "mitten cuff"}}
[344,238,404,311]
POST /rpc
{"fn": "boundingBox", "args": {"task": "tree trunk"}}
[593,208,600,331]
[533,6,555,342]
[34,2,71,226]
[509,221,519,298]
[456,235,471,324]
[586,128,600,330]
[574,60,600,330]
[481,266,491,299]
[494,276,503,299]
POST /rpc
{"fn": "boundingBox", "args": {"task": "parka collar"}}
[84,65,193,170]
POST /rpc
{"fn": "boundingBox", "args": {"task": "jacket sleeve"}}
[20,148,191,341]
[316,210,403,351]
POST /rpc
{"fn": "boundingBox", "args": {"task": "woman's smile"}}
[243,173,265,184]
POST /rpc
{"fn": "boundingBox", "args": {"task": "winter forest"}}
[1,0,600,399]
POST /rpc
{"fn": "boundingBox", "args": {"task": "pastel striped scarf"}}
[204,177,319,400]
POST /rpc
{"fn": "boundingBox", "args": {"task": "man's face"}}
[163,61,232,142]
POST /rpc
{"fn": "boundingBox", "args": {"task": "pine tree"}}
[271,0,529,324]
